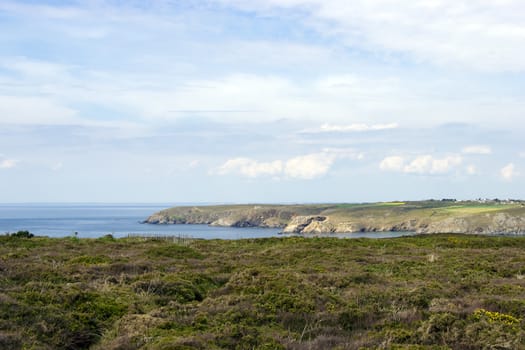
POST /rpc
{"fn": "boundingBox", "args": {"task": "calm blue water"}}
[0,204,414,240]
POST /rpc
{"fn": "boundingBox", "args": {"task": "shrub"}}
[133,275,217,305]
[0,331,22,349]
[472,308,521,326]
[97,234,116,242]
[145,245,203,260]
[70,255,111,265]
[10,230,34,238]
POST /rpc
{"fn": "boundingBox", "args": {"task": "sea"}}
[0,203,414,240]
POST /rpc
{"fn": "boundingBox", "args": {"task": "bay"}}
[0,203,413,239]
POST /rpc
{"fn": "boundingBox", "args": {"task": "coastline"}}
[144,200,525,235]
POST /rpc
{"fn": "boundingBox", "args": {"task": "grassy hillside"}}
[2,234,525,349]
[145,200,525,234]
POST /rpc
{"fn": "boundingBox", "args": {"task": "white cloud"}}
[1,57,72,79]
[147,73,431,126]
[1,55,523,129]
[380,154,462,175]
[284,153,335,179]
[428,155,463,174]
[501,163,518,181]
[0,1,84,19]
[222,0,525,72]
[216,148,362,179]
[320,147,364,159]
[403,155,434,174]
[0,95,77,125]
[0,159,17,169]
[462,145,492,155]
[222,40,333,68]
[51,162,63,171]
[0,55,441,127]
[466,165,477,175]
[318,123,398,132]
[188,160,201,169]
[1,4,524,133]
[217,158,283,178]
[379,156,405,172]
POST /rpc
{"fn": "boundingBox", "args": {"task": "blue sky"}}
[0,0,524,203]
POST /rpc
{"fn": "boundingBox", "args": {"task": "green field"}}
[2,234,525,349]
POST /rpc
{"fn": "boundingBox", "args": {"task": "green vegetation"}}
[2,234,525,349]
[7,230,35,238]
[145,200,525,234]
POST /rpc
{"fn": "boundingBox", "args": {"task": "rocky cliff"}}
[144,201,525,235]
[143,205,325,228]
[281,212,525,234]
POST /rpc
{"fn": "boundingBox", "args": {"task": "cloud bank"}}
[217,148,362,179]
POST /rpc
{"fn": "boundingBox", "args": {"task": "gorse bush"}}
[472,308,521,326]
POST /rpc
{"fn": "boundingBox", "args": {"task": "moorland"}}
[1,233,525,349]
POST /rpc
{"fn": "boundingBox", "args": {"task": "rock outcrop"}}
[281,216,329,233]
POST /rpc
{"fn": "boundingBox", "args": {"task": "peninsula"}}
[144,200,525,235]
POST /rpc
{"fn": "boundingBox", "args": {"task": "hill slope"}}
[144,201,525,234]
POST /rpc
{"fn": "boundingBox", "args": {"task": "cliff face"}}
[144,202,525,235]
[280,213,525,234]
[144,205,302,228]
[419,212,525,235]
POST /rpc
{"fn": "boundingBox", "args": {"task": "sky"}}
[0,0,524,203]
